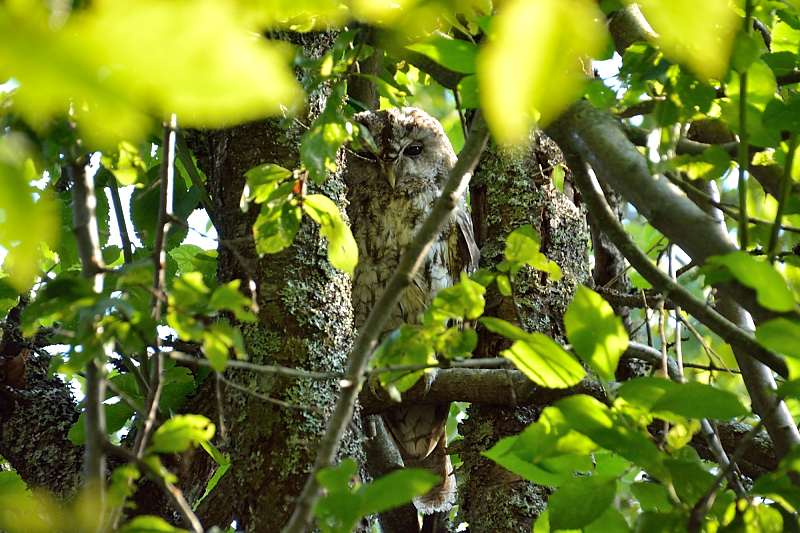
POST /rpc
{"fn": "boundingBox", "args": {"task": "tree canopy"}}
[2,0,800,532]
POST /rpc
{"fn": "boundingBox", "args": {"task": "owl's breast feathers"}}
[349,182,476,330]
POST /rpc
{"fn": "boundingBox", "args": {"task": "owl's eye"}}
[404,143,423,157]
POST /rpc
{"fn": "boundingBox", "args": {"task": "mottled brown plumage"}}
[345,107,478,513]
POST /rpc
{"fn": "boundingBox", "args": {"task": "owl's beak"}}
[385,166,397,189]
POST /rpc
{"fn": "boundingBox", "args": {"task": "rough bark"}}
[0,347,83,498]
[182,32,365,531]
[458,132,590,531]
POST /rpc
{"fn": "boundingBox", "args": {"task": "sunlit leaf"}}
[242,163,293,207]
[564,286,628,381]
[425,274,486,324]
[0,137,59,291]
[478,0,608,143]
[203,322,247,372]
[406,34,478,74]
[358,469,439,516]
[501,225,562,280]
[2,1,302,147]
[652,382,748,420]
[556,395,668,478]
[120,515,188,533]
[209,280,257,322]
[707,251,796,312]
[548,475,617,530]
[303,193,358,275]
[502,334,585,388]
[756,318,800,359]
[315,458,437,533]
[253,196,302,256]
[149,414,215,454]
[634,0,738,80]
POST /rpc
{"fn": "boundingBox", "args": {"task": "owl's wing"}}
[448,199,480,280]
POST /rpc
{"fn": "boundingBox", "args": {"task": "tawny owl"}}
[345,107,479,514]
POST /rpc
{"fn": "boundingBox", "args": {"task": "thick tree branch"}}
[547,101,799,326]
[70,159,108,500]
[283,112,490,533]
[544,139,788,377]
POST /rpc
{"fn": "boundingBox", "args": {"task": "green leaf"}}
[372,325,436,394]
[1,1,302,148]
[634,0,738,80]
[584,506,630,533]
[478,0,608,142]
[169,244,217,285]
[502,334,585,388]
[69,402,135,445]
[243,163,293,205]
[556,395,668,478]
[302,194,358,275]
[652,381,748,420]
[548,475,617,530]
[665,458,715,505]
[479,316,530,341]
[160,364,197,413]
[203,322,247,372]
[425,274,486,324]
[406,34,478,74]
[0,144,60,291]
[209,280,256,322]
[564,285,628,381]
[300,82,352,183]
[315,459,438,533]
[358,469,439,515]
[253,200,302,256]
[756,318,800,358]
[707,251,796,312]
[502,225,562,279]
[585,79,617,109]
[120,516,188,533]
[631,481,673,512]
[149,414,215,454]
[457,74,479,109]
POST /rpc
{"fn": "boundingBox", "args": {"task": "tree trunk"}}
[183,33,366,531]
[458,133,590,531]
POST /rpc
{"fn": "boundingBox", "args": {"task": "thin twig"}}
[676,315,732,374]
[557,152,788,377]
[219,374,320,412]
[282,111,490,533]
[104,442,203,533]
[69,158,108,506]
[169,351,338,380]
[176,132,220,230]
[666,173,800,234]
[688,415,767,532]
[135,115,178,458]
[107,178,134,264]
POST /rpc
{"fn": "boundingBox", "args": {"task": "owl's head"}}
[349,107,456,193]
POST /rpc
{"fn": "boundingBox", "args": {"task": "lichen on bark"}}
[458,132,589,531]
[184,32,365,531]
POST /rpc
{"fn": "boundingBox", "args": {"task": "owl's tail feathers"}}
[405,433,456,514]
